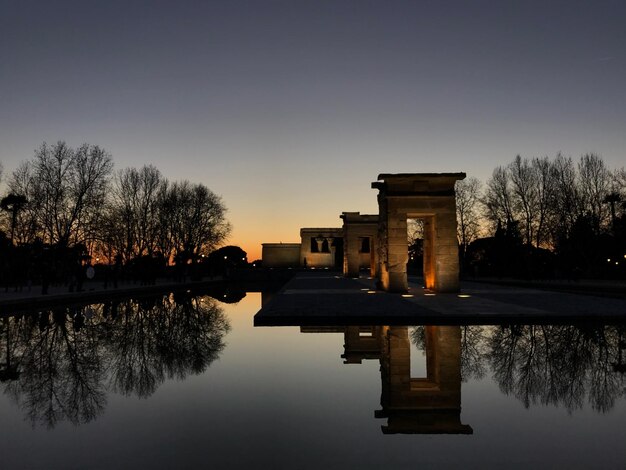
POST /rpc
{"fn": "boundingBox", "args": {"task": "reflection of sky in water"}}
[1,293,626,469]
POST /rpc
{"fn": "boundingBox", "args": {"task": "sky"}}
[1,0,625,260]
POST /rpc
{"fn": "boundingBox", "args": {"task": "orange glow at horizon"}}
[221,187,378,262]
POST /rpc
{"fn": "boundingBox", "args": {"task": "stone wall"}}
[261,243,301,268]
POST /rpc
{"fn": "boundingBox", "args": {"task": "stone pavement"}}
[463,276,626,298]
[254,272,626,326]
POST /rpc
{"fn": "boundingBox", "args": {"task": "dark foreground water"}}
[1,292,626,469]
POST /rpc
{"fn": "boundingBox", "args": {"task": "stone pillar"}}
[433,210,461,292]
[375,207,386,287]
[384,207,408,292]
[375,198,409,293]
[315,237,324,252]
[344,234,360,277]
[369,237,377,278]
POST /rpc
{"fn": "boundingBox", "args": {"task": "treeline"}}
[0,141,231,287]
[452,153,626,279]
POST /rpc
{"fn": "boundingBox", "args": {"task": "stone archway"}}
[372,173,465,293]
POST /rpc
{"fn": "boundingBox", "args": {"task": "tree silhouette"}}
[455,177,482,268]
[487,325,626,413]
[3,309,106,428]
[7,142,113,248]
[604,192,622,231]
[0,193,27,244]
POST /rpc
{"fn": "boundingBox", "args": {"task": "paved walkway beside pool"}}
[254,272,626,326]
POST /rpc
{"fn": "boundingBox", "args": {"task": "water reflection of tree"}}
[488,325,626,413]
[0,294,230,428]
[106,294,230,398]
[410,324,626,413]
[4,309,106,428]
[458,326,487,381]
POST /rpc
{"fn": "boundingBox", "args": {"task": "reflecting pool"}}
[1,292,626,469]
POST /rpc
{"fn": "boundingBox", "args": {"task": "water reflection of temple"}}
[378,326,472,434]
[301,325,472,434]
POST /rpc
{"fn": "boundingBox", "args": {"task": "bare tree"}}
[614,167,626,193]
[0,194,28,244]
[455,176,482,255]
[508,155,539,246]
[609,167,626,225]
[8,142,113,247]
[578,153,610,233]
[483,166,515,232]
[406,219,424,247]
[531,156,556,248]
[550,153,581,241]
[73,144,114,250]
[7,161,44,244]
[107,165,166,262]
[483,154,595,249]
[157,181,231,261]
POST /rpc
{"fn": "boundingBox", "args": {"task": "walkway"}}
[254,272,626,326]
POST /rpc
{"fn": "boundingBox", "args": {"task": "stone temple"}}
[262,172,465,293]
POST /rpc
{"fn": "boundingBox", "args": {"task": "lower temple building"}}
[262,228,343,269]
[262,218,377,273]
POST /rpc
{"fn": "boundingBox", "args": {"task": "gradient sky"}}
[1,0,625,259]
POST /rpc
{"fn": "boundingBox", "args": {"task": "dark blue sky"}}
[1,0,625,257]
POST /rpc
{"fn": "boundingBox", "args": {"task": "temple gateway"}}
[262,172,466,293]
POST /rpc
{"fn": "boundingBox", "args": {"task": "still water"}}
[1,292,626,469]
